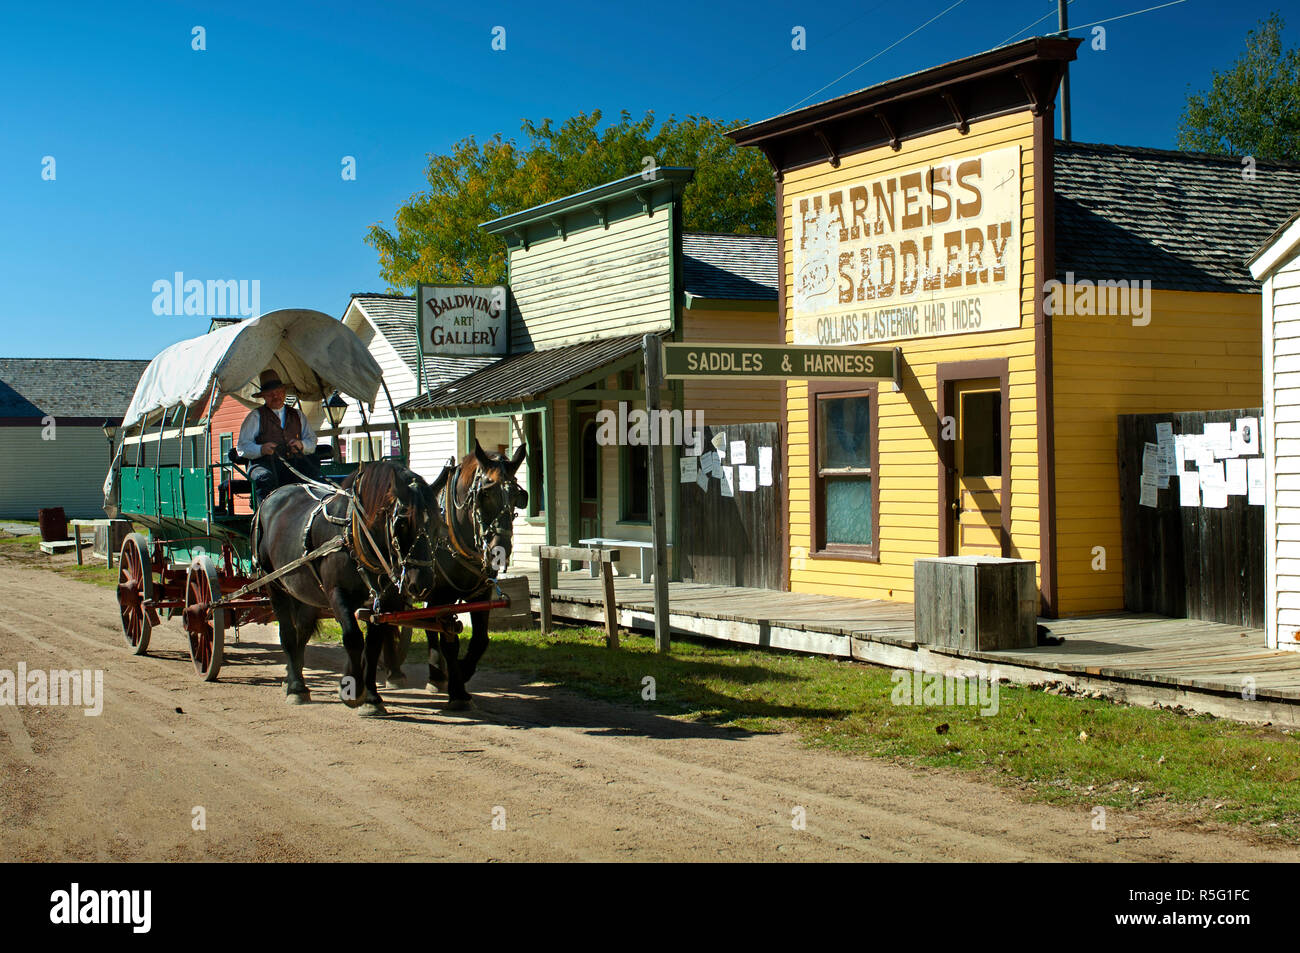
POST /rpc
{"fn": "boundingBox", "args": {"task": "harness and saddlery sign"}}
[791,145,1022,346]
[417,284,509,357]
[662,342,899,381]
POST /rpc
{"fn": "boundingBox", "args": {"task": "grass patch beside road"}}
[467,624,1300,838]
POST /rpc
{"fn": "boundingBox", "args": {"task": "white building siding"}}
[1265,253,1300,650]
[0,425,116,519]
[508,213,672,351]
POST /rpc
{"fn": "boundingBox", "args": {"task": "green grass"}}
[0,531,120,588]
[391,623,1299,838]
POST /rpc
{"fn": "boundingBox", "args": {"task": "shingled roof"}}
[1054,142,1300,294]
[682,233,778,301]
[349,294,498,390]
[0,358,151,419]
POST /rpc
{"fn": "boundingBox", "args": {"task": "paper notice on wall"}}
[679,456,697,484]
[720,466,735,497]
[1140,442,1160,507]
[1204,422,1233,459]
[700,451,718,476]
[738,465,757,492]
[730,440,747,465]
[1155,422,1174,487]
[758,446,774,486]
[1174,434,1188,474]
[686,429,703,456]
[1248,457,1265,505]
[1179,473,1200,507]
[696,469,708,492]
[1199,462,1228,508]
[1226,457,1247,496]
[1194,437,1215,469]
[711,431,727,452]
[1234,417,1260,456]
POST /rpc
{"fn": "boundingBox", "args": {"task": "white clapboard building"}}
[1249,210,1300,652]
[0,358,151,519]
[338,294,495,483]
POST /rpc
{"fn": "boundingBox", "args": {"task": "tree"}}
[1176,12,1300,161]
[365,110,776,291]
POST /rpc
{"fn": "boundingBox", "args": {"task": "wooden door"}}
[576,409,600,540]
[951,379,1003,557]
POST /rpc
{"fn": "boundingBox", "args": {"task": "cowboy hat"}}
[252,369,286,397]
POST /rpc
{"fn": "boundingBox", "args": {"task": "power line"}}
[997,0,1077,49]
[781,0,970,115]
[1048,0,1187,35]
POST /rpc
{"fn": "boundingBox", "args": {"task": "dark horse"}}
[408,441,527,710]
[252,460,438,716]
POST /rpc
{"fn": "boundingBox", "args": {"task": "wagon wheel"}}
[116,532,153,655]
[183,554,225,682]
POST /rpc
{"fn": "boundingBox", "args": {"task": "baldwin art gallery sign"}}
[792,145,1022,346]
[417,284,508,357]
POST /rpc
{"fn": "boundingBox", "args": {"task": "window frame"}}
[808,380,880,562]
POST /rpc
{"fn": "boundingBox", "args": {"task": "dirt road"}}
[1,561,1295,862]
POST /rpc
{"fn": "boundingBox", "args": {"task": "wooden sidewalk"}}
[519,570,1300,727]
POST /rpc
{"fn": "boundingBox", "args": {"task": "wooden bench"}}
[578,537,672,582]
[533,545,621,648]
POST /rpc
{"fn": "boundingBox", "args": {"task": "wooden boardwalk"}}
[519,570,1300,726]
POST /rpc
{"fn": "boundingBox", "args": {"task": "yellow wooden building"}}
[731,36,1300,616]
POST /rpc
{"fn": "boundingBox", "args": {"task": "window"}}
[351,436,384,461]
[810,383,878,559]
[525,413,544,518]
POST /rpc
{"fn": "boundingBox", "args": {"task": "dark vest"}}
[255,405,302,449]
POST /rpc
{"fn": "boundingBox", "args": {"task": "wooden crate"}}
[914,557,1037,651]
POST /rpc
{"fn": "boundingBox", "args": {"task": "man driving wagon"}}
[238,369,326,502]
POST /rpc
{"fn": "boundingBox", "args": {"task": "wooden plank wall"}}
[508,212,672,352]
[1117,409,1265,626]
[682,307,782,424]
[1054,290,1263,615]
[680,422,783,589]
[780,111,1041,602]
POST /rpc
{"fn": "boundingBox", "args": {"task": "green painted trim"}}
[565,388,643,401]
[414,284,427,399]
[548,351,646,401]
[542,404,557,585]
[398,399,548,422]
[684,294,778,312]
[482,168,695,236]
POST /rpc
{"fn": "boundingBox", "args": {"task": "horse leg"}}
[381,627,411,689]
[329,589,366,708]
[270,587,310,704]
[357,621,389,717]
[426,628,448,692]
[290,599,319,700]
[439,629,473,710]
[458,609,491,684]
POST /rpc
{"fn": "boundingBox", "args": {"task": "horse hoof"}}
[428,679,448,693]
[285,692,310,706]
[386,674,407,690]
[446,698,473,712]
[358,702,388,718]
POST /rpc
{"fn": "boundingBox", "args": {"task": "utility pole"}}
[1058,0,1072,141]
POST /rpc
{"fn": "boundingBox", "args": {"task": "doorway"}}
[937,360,1010,559]
[574,407,601,541]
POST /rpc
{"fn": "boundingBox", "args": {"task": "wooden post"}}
[602,561,618,649]
[644,334,671,653]
[539,556,553,635]
[74,523,83,565]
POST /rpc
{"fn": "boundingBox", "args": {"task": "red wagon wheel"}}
[183,554,225,681]
[116,532,153,655]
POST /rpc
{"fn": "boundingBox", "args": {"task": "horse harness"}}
[434,458,520,595]
[253,461,434,610]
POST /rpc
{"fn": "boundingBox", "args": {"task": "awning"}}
[398,334,650,420]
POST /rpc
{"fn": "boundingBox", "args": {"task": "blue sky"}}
[2,0,1293,359]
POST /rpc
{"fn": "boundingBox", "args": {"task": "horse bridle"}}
[437,461,524,591]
